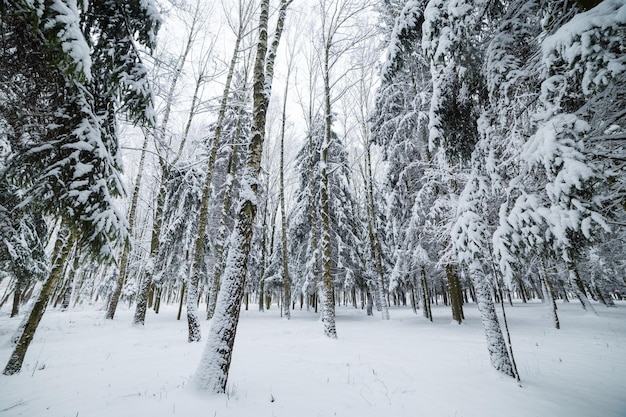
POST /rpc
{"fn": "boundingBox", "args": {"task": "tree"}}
[1,0,160,375]
[317,0,373,336]
[0,181,48,318]
[206,70,252,320]
[193,0,292,393]
[373,0,435,317]
[185,0,255,342]
[133,0,216,325]
[105,133,148,319]
[422,0,517,374]
[278,69,293,319]
[493,0,626,314]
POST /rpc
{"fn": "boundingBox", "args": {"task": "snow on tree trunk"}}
[540,260,560,329]
[193,0,291,393]
[194,223,252,392]
[366,142,389,321]
[469,262,515,377]
[186,16,245,342]
[134,169,168,325]
[568,266,597,314]
[207,143,239,320]
[320,32,338,337]
[10,282,21,318]
[132,10,199,324]
[280,78,291,320]
[107,134,148,320]
[4,228,74,375]
[320,145,337,337]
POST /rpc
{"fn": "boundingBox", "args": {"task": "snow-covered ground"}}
[1,300,625,417]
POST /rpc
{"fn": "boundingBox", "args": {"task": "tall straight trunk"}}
[10,281,21,318]
[421,266,432,321]
[207,142,239,319]
[194,0,291,393]
[468,262,515,378]
[446,264,463,324]
[279,66,292,320]
[308,141,320,314]
[186,21,244,343]
[365,142,389,320]
[541,260,560,329]
[107,134,149,319]
[3,227,75,375]
[133,166,167,325]
[133,14,200,324]
[259,193,269,312]
[320,43,337,338]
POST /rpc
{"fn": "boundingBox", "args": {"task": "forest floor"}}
[0,299,625,417]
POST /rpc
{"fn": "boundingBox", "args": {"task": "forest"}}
[1,0,625,414]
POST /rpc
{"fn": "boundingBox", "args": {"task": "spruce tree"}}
[1,0,160,375]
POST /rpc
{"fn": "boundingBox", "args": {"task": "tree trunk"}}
[446,264,463,324]
[194,0,291,393]
[541,260,560,329]
[3,228,74,375]
[320,39,337,338]
[307,126,320,315]
[187,21,244,343]
[468,262,515,378]
[133,6,202,324]
[207,128,242,320]
[365,141,389,320]
[106,134,148,319]
[61,252,80,311]
[133,166,167,325]
[568,263,596,314]
[279,62,292,320]
[421,266,432,321]
[494,269,521,382]
[258,185,269,313]
[178,282,186,321]
[10,281,21,318]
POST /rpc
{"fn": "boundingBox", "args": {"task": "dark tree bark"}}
[4,228,74,375]
[193,0,292,393]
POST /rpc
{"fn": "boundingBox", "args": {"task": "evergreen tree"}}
[1,0,160,375]
[494,0,626,312]
[0,181,48,317]
[289,115,365,316]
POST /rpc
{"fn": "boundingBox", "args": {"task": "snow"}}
[380,0,423,80]
[1,302,626,416]
[541,0,626,95]
[45,0,92,80]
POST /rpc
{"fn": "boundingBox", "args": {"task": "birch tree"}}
[193,0,292,393]
[185,0,255,342]
[316,0,373,336]
[278,51,295,319]
[134,0,214,325]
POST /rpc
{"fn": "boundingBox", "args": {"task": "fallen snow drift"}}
[1,301,625,416]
